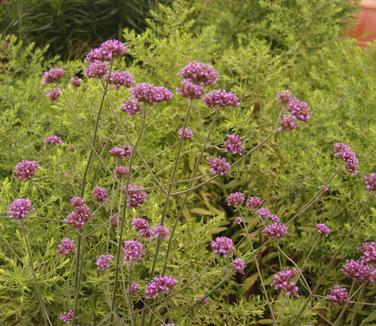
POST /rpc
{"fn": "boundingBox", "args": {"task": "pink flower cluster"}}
[44,135,62,145]
[96,254,113,271]
[8,198,32,219]
[210,236,234,257]
[92,186,108,203]
[177,80,204,99]
[364,173,376,195]
[109,145,132,160]
[204,90,240,108]
[15,160,39,180]
[145,275,177,299]
[342,259,374,283]
[272,268,299,297]
[334,143,359,176]
[278,90,292,104]
[71,77,81,88]
[224,134,244,155]
[42,67,64,84]
[57,238,76,255]
[361,242,376,263]
[328,286,349,304]
[46,88,62,101]
[109,214,120,227]
[287,97,311,122]
[226,192,245,206]
[128,283,140,293]
[58,310,75,323]
[115,165,129,178]
[263,222,287,238]
[121,184,148,208]
[316,223,331,236]
[178,128,194,140]
[233,216,243,225]
[154,225,170,240]
[132,217,153,239]
[246,196,264,209]
[208,157,231,176]
[85,61,108,78]
[108,71,134,89]
[257,207,272,219]
[85,39,127,62]
[65,196,93,228]
[123,240,143,262]
[131,83,173,105]
[121,98,141,115]
[233,258,246,274]
[278,114,297,131]
[179,61,218,86]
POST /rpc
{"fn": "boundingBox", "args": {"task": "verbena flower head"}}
[128,283,140,293]
[224,134,244,155]
[64,204,93,228]
[233,216,243,225]
[92,186,108,203]
[84,61,108,78]
[360,242,376,263]
[287,97,311,122]
[342,259,371,282]
[8,198,32,219]
[204,90,240,108]
[257,207,272,219]
[178,128,194,140]
[121,184,148,208]
[109,214,120,227]
[58,310,75,323]
[278,114,297,131]
[109,146,132,160]
[278,90,292,104]
[263,222,288,238]
[210,236,234,257]
[131,83,173,105]
[145,275,177,299]
[70,196,85,208]
[96,254,113,271]
[316,223,331,236]
[208,157,231,176]
[246,196,264,209]
[85,39,127,62]
[226,192,245,206]
[42,67,64,84]
[123,240,143,262]
[132,217,150,231]
[364,173,376,195]
[57,238,76,255]
[328,286,349,304]
[115,165,129,178]
[233,258,246,274]
[153,225,169,240]
[44,135,62,145]
[70,77,81,88]
[334,143,359,176]
[108,71,134,89]
[121,98,141,115]
[179,61,218,86]
[15,160,39,180]
[273,269,299,297]
[177,80,204,99]
[46,88,61,101]
[322,185,329,193]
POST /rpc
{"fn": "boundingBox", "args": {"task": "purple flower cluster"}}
[109,214,120,227]
[364,173,376,195]
[123,240,143,262]
[44,135,62,145]
[360,242,376,263]
[15,160,39,180]
[287,97,311,122]
[257,207,272,219]
[8,198,32,219]
[131,83,173,105]
[57,238,76,255]
[177,80,204,99]
[272,268,299,297]
[71,77,81,88]
[179,61,218,86]
[233,216,243,225]
[109,145,132,160]
[121,98,141,116]
[263,222,287,238]
[343,259,373,283]
[132,217,153,239]
[210,236,234,257]
[128,283,140,293]
[96,254,113,271]
[226,192,245,206]
[108,71,134,89]
[278,114,297,131]
[224,134,244,155]
[334,143,359,176]
[85,39,127,62]
[208,157,231,176]
[58,310,75,323]
[115,165,129,178]
[246,196,264,209]
[91,186,108,203]
[46,88,62,101]
[278,90,292,104]
[328,286,349,304]
[316,223,331,236]
[178,128,194,140]
[145,275,177,299]
[233,258,246,274]
[42,67,64,84]
[65,197,93,228]
[85,61,108,78]
[153,225,170,240]
[204,90,240,108]
[121,184,148,208]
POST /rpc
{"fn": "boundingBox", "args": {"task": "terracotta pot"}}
[348,0,376,46]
